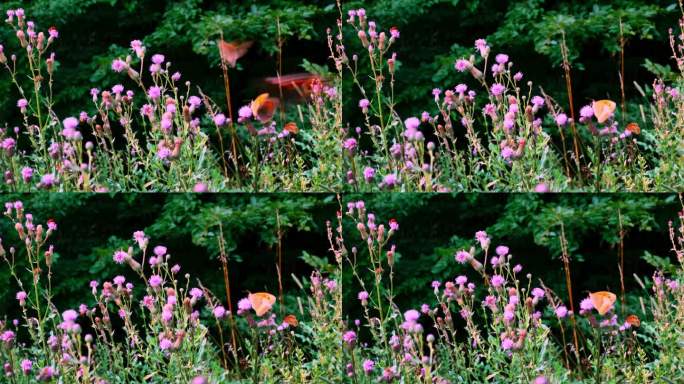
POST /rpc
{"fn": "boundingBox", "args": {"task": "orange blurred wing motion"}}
[592,100,616,124]
[283,314,298,327]
[265,73,322,97]
[218,39,253,68]
[625,314,640,327]
[589,291,617,315]
[625,122,641,135]
[283,122,299,135]
[248,292,276,317]
[250,93,279,123]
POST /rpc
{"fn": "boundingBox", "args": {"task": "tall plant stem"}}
[560,222,581,363]
[618,209,626,317]
[219,32,240,181]
[218,223,238,361]
[619,19,627,125]
[560,31,583,182]
[276,210,284,315]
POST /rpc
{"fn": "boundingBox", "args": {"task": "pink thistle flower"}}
[20,359,32,374]
[501,338,514,350]
[189,288,203,300]
[555,113,568,126]
[555,305,568,318]
[112,250,128,264]
[237,297,252,314]
[111,58,127,73]
[151,54,165,65]
[362,359,375,374]
[490,83,505,96]
[455,250,470,264]
[213,113,227,126]
[213,306,227,319]
[148,86,161,100]
[343,330,357,347]
[495,53,509,65]
[474,39,489,57]
[495,245,509,256]
[580,105,594,119]
[148,275,163,288]
[491,275,505,287]
[153,245,167,257]
[454,59,470,72]
[159,338,173,350]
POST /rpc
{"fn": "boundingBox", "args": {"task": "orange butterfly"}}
[589,291,617,315]
[248,292,276,317]
[282,314,298,327]
[218,39,253,68]
[250,93,279,123]
[625,314,640,327]
[265,73,322,97]
[625,122,641,135]
[283,122,299,135]
[592,100,616,124]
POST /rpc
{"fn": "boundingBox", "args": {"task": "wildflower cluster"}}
[0,201,345,382]
[341,201,684,383]
[1,7,683,191]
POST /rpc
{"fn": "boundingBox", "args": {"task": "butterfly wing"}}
[625,314,640,327]
[250,93,279,123]
[625,123,641,135]
[248,292,276,317]
[283,314,298,327]
[590,291,617,315]
[592,100,616,124]
[283,122,299,134]
[218,40,253,68]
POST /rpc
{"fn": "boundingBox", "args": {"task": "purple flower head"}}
[531,287,545,299]
[213,306,227,319]
[148,86,161,100]
[404,309,420,322]
[555,305,568,318]
[343,138,357,153]
[531,96,545,108]
[580,105,594,119]
[490,83,505,96]
[343,330,357,347]
[491,275,505,288]
[113,250,127,264]
[455,59,470,72]
[151,54,165,65]
[363,167,375,182]
[555,113,568,126]
[149,275,163,288]
[153,245,167,257]
[159,338,173,350]
[238,297,252,313]
[362,359,375,374]
[238,105,252,120]
[188,96,202,109]
[495,245,509,256]
[455,250,470,264]
[495,53,509,65]
[213,113,227,126]
[111,58,127,73]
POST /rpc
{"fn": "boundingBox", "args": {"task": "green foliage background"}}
[0,0,680,126]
